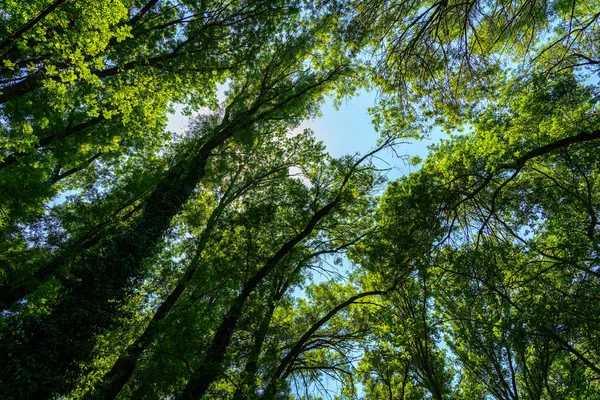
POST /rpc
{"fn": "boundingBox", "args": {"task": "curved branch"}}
[0,0,70,53]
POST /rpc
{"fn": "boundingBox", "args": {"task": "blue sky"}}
[298,90,444,181]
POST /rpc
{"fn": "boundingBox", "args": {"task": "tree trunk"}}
[0,124,233,398]
[87,185,232,400]
[232,279,289,400]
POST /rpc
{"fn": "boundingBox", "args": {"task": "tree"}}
[179,141,392,398]
[351,0,600,133]
[0,0,302,266]
[0,27,346,398]
[85,122,327,400]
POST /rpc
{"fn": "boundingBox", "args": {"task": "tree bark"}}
[0,122,233,398]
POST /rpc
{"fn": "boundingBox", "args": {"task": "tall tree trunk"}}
[232,302,277,400]
[233,279,290,399]
[87,179,233,400]
[88,161,292,399]
[0,124,233,399]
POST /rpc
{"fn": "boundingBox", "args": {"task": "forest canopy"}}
[0,0,599,399]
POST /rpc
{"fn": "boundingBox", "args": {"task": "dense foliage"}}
[0,1,599,399]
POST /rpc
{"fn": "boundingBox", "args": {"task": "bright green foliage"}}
[348,73,600,399]
[353,0,600,133]
[0,0,302,233]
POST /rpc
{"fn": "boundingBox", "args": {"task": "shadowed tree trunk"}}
[0,121,234,398]
[232,279,290,400]
[87,163,289,400]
